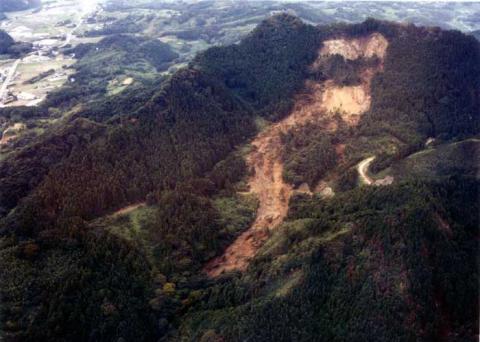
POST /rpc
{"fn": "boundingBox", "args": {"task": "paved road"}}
[0,59,20,103]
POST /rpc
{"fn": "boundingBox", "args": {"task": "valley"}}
[0,0,101,108]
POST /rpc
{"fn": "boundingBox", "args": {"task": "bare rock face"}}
[374,176,394,186]
[317,33,389,122]
[319,33,388,61]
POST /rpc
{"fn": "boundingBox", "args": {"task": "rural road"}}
[0,59,20,103]
[61,18,83,47]
[357,156,375,185]
[61,5,90,48]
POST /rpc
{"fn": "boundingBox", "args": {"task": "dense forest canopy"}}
[0,14,478,342]
[0,29,14,54]
[0,29,32,56]
[472,29,480,41]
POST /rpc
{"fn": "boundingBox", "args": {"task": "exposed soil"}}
[0,123,27,146]
[205,115,294,276]
[319,33,388,61]
[110,203,146,218]
[0,134,17,146]
[321,82,369,123]
[204,33,388,277]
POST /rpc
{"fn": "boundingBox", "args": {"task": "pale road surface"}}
[61,17,83,47]
[357,156,376,185]
[0,59,20,103]
[61,2,94,48]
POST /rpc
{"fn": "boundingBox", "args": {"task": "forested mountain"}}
[0,14,478,341]
[0,29,32,56]
[473,30,480,41]
[0,29,14,54]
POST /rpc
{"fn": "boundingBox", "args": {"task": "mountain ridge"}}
[0,14,478,341]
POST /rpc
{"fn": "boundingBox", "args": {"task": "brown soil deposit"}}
[204,33,388,277]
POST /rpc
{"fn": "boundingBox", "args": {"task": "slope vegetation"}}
[206,32,389,276]
[0,15,479,341]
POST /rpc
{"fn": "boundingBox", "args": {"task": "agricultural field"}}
[0,0,102,107]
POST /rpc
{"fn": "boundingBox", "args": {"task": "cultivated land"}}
[0,1,99,108]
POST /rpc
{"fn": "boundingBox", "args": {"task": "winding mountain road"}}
[357,156,376,185]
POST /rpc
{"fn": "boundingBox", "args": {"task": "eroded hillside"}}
[205,33,389,276]
[2,15,479,341]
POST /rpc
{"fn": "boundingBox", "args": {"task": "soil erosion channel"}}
[205,33,388,277]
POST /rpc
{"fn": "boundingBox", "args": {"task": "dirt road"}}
[357,156,376,185]
[0,59,20,104]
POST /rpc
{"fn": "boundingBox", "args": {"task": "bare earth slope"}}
[205,33,388,277]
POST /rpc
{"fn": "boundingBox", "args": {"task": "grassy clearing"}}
[213,194,258,238]
[275,269,303,297]
[254,115,271,132]
[89,193,258,271]
[102,205,156,241]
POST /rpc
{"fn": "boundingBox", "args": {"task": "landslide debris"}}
[205,33,389,276]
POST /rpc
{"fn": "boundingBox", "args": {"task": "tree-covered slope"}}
[471,29,480,41]
[179,177,478,341]
[0,29,32,56]
[0,29,14,54]
[0,15,478,341]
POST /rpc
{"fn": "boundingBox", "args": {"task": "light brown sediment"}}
[204,33,388,277]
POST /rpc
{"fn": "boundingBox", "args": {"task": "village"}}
[0,0,103,107]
